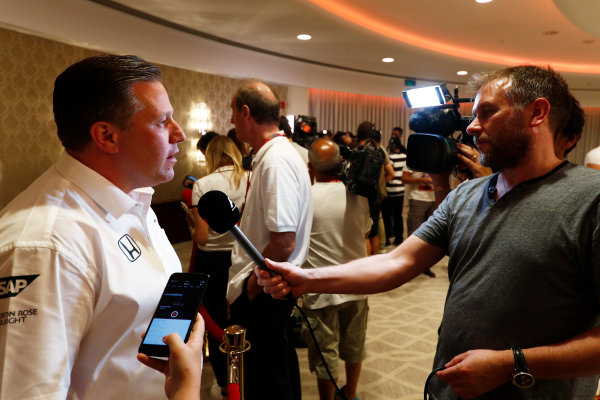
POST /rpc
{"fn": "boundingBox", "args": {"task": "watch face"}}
[513,372,535,388]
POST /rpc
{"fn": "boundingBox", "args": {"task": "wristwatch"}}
[511,346,535,388]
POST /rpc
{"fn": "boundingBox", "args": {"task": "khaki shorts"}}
[301,299,368,379]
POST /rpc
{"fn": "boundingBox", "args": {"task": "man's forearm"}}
[437,325,600,399]
[306,235,445,295]
[247,231,296,300]
[524,325,600,379]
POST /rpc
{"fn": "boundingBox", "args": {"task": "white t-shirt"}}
[227,136,312,303]
[291,141,309,165]
[584,146,600,166]
[191,166,249,252]
[0,152,180,400]
[302,181,371,309]
[405,168,435,202]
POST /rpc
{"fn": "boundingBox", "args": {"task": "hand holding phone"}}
[139,272,209,358]
[138,313,205,399]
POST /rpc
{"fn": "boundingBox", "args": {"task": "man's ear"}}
[528,98,551,128]
[89,121,120,154]
[241,104,251,120]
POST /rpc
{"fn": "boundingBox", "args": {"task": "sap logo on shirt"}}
[0,275,39,299]
[118,234,141,262]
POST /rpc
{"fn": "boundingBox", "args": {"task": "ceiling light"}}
[382,57,394,63]
[457,70,468,76]
[297,34,312,40]
[476,0,493,3]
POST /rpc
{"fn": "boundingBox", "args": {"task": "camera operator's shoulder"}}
[561,163,600,181]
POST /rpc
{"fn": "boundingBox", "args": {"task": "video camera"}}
[293,115,320,149]
[338,123,385,200]
[403,83,474,173]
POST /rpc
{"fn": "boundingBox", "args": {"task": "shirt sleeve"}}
[0,247,96,399]
[259,164,302,233]
[191,179,204,206]
[413,191,452,248]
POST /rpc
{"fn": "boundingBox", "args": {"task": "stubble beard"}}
[478,111,532,171]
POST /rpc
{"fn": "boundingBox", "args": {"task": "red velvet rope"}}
[227,383,241,400]
[199,303,224,340]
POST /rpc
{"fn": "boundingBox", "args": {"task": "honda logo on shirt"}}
[118,234,141,262]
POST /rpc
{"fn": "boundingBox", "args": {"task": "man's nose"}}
[170,119,186,143]
[466,117,481,136]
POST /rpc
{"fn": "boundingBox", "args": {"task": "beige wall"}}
[0,27,287,208]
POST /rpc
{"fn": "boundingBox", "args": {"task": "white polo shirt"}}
[227,136,312,303]
[0,152,180,400]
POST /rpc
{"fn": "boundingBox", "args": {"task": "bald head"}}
[233,80,280,125]
[309,138,342,178]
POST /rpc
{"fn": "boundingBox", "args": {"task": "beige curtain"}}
[569,108,600,165]
[308,88,411,148]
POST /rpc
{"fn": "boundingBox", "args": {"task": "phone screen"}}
[139,272,209,358]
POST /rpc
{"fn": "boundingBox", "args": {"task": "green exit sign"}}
[405,79,416,86]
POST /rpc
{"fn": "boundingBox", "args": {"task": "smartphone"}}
[139,272,209,358]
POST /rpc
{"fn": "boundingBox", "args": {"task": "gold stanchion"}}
[220,325,251,400]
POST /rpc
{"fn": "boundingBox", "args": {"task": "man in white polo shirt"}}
[0,55,185,400]
[227,80,312,400]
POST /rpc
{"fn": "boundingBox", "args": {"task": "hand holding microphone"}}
[197,190,299,300]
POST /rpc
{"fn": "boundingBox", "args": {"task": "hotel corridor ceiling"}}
[94,0,600,91]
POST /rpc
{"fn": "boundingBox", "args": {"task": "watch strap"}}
[512,346,529,373]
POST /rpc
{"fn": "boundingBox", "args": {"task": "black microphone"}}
[197,190,275,277]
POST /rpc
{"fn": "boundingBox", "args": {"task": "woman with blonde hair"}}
[189,134,249,397]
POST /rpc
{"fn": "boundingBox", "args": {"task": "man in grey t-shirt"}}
[256,65,600,400]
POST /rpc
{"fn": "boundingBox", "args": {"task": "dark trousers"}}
[193,248,231,388]
[382,194,404,244]
[230,285,301,400]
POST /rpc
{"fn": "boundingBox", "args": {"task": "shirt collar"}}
[55,152,154,219]
[253,132,286,167]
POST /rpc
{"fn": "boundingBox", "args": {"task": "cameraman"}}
[432,93,583,206]
[356,121,394,254]
[257,65,600,400]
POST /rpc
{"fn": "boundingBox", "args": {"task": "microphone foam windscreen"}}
[197,190,241,234]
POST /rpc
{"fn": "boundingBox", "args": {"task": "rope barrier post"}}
[220,325,251,400]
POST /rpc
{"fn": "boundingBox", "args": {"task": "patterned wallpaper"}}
[0,27,287,208]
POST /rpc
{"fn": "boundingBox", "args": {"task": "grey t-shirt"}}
[415,162,600,400]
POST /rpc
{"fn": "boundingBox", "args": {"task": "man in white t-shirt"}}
[0,55,186,399]
[227,80,312,400]
[302,138,371,400]
[584,146,600,170]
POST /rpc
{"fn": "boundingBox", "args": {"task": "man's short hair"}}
[234,80,280,125]
[53,54,162,151]
[357,121,377,141]
[309,138,341,175]
[469,65,572,135]
[392,127,403,135]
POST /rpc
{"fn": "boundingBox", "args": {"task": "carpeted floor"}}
[174,241,449,400]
